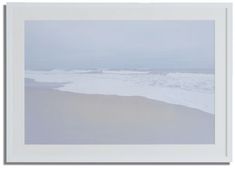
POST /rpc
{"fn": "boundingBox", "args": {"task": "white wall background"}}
[0,0,233,168]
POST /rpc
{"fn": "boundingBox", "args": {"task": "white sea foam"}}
[26,70,215,114]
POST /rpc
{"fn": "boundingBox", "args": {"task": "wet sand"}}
[25,80,214,144]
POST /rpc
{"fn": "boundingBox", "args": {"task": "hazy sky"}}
[25,21,214,71]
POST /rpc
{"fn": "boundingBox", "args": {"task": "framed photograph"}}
[5,3,232,163]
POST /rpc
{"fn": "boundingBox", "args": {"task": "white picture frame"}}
[5,3,232,163]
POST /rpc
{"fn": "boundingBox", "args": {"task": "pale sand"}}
[25,84,214,144]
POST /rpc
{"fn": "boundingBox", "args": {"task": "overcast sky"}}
[25,21,214,71]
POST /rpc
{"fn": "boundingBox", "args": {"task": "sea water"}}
[25,69,214,114]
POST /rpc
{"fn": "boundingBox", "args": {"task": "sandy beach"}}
[25,79,214,144]
[24,20,215,145]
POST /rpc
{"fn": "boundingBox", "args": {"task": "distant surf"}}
[25,69,214,114]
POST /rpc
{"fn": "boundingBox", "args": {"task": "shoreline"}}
[25,78,213,115]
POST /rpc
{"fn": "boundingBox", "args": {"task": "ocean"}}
[25,69,214,114]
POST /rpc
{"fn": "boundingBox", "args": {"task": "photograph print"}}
[25,21,215,144]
